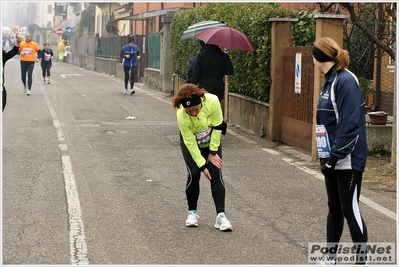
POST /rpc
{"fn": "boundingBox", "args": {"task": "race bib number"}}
[44,53,51,61]
[23,48,32,56]
[316,125,331,158]
[195,127,212,145]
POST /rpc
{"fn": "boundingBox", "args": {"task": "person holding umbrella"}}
[191,44,234,101]
[171,83,233,231]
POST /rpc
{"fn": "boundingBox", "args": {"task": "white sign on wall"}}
[295,52,302,94]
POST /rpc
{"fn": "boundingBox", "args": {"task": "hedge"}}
[171,3,313,102]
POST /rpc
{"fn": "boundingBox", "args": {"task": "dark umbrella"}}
[194,27,256,52]
[179,20,227,42]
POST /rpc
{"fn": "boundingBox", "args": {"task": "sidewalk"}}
[135,81,396,193]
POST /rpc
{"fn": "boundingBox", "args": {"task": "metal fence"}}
[147,32,161,69]
[96,36,122,58]
[68,34,161,74]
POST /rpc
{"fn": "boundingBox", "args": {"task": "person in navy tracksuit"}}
[120,38,140,95]
[313,37,368,265]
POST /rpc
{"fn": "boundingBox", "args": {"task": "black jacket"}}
[191,44,234,100]
[38,48,54,63]
[3,45,19,91]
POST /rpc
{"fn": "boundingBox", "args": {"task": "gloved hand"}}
[322,158,337,177]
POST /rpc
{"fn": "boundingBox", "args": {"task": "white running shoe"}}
[214,212,232,231]
[316,254,337,265]
[47,79,50,84]
[27,89,31,95]
[124,89,127,95]
[185,210,199,227]
[130,89,135,95]
[23,85,27,93]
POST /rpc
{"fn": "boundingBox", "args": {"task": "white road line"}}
[38,79,65,141]
[155,96,172,104]
[227,129,257,144]
[358,195,397,221]
[279,157,397,221]
[52,119,65,141]
[62,156,89,265]
[60,74,82,78]
[59,144,68,151]
[37,74,90,264]
[262,148,281,155]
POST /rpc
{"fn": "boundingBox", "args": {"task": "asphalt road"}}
[2,57,397,265]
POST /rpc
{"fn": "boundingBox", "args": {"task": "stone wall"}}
[144,68,162,90]
[366,125,393,154]
[228,93,270,137]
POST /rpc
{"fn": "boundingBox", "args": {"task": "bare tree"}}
[320,2,396,59]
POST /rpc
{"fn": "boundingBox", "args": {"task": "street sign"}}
[56,28,63,36]
[65,26,73,35]
[294,52,302,94]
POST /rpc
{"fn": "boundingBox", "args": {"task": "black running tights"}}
[41,61,52,78]
[123,65,137,89]
[324,170,368,263]
[180,138,225,215]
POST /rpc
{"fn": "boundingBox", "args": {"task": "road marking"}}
[37,75,65,141]
[53,119,65,141]
[155,96,173,104]
[61,74,82,78]
[262,148,280,155]
[280,157,397,221]
[227,129,257,144]
[62,155,89,265]
[37,74,90,264]
[358,196,397,221]
[59,144,68,151]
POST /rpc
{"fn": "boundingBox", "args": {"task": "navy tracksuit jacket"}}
[316,68,368,172]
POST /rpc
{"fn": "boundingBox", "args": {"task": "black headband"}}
[181,97,201,108]
[312,46,334,62]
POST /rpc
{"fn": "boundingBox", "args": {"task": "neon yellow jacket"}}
[58,40,65,52]
[176,93,223,168]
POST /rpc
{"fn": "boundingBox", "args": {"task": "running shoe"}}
[44,79,46,84]
[23,85,26,93]
[124,88,127,95]
[214,212,232,231]
[130,89,135,95]
[27,89,31,96]
[47,79,50,84]
[185,210,199,227]
[316,254,337,265]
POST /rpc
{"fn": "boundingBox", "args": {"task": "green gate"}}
[147,32,160,69]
